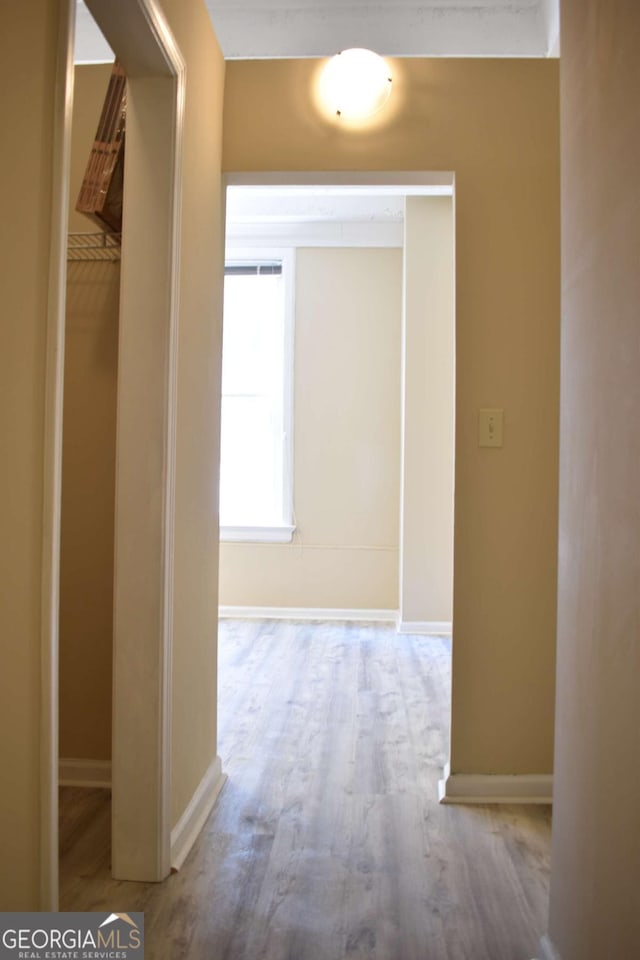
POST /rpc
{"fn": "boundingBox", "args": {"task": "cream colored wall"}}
[547,2,640,957]
[219,246,402,610]
[59,4,225,830]
[400,196,454,625]
[223,58,560,775]
[0,0,62,910]
[158,0,226,828]
[59,64,118,763]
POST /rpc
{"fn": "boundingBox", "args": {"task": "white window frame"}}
[220,246,295,543]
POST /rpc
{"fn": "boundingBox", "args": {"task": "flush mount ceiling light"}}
[318,48,392,121]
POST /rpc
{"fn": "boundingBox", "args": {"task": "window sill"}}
[220,525,296,544]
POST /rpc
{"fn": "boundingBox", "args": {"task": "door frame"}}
[221,170,456,635]
[42,0,185,904]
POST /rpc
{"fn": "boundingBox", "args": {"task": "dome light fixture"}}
[318,48,392,122]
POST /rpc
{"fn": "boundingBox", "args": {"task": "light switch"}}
[479,408,504,448]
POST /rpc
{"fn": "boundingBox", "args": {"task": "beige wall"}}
[158,0,226,828]
[59,260,118,761]
[223,58,560,775]
[400,196,454,625]
[219,246,402,610]
[0,0,62,910]
[547,2,640,957]
[59,64,119,763]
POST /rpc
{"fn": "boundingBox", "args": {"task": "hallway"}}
[60,620,550,959]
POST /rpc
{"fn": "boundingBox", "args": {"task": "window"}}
[219,249,294,541]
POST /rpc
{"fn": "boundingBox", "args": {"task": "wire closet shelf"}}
[67,232,121,262]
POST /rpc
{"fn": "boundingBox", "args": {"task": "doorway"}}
[218,173,456,631]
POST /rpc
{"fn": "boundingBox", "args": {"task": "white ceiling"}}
[74,0,559,63]
[206,0,559,58]
[224,183,451,240]
[226,184,451,225]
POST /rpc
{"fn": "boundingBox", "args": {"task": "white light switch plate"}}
[478,408,504,447]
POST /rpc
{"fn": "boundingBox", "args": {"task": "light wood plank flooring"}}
[60,619,550,960]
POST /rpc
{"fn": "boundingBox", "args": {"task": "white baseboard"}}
[539,935,562,960]
[219,605,398,623]
[438,762,553,804]
[59,758,112,789]
[170,756,226,871]
[397,618,452,637]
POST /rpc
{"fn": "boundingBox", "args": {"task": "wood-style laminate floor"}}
[60,620,551,960]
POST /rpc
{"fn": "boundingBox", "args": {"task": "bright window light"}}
[219,254,293,533]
